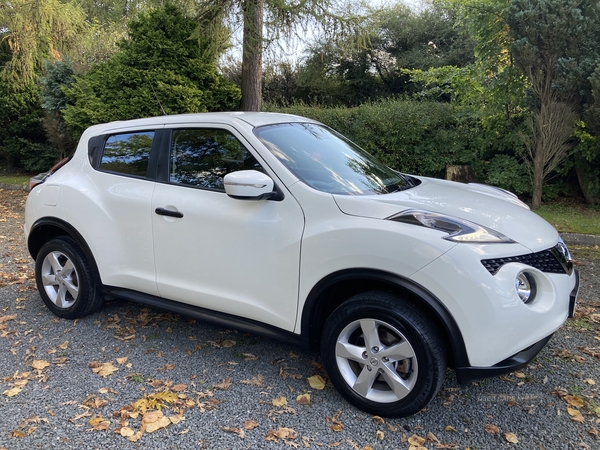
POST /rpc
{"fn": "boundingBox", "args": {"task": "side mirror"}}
[224,170,276,200]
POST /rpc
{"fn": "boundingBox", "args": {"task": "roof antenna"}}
[147,78,167,116]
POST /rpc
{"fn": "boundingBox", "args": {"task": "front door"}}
[151,126,304,331]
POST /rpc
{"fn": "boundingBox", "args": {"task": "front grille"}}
[481,245,569,276]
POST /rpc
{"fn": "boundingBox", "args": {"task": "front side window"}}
[100,131,154,176]
[254,123,411,195]
[170,128,261,190]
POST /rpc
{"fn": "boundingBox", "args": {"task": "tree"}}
[0,32,54,170]
[0,0,87,88]
[508,0,600,209]
[268,3,475,107]
[62,4,240,137]
[40,59,78,160]
[196,0,365,111]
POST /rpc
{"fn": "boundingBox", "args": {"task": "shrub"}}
[267,99,486,178]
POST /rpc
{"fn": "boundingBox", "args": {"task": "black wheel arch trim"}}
[28,217,102,285]
[301,268,470,369]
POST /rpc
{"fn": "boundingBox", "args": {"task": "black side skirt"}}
[102,286,309,349]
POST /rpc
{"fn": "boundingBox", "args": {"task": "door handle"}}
[155,208,183,218]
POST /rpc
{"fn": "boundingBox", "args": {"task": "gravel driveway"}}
[1,188,599,450]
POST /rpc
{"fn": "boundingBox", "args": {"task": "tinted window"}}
[170,129,261,190]
[100,131,154,176]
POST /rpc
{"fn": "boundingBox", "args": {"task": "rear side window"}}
[170,128,261,190]
[100,131,154,177]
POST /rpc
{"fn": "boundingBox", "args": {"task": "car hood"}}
[333,176,559,252]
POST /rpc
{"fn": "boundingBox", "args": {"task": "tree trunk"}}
[574,153,599,205]
[241,0,264,112]
[531,142,544,210]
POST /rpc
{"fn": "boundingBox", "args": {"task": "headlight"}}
[388,210,515,243]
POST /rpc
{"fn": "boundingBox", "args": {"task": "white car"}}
[24,112,579,417]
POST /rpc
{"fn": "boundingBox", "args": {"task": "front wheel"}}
[321,291,447,417]
[35,237,102,319]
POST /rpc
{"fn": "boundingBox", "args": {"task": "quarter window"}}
[100,131,154,176]
[170,129,261,190]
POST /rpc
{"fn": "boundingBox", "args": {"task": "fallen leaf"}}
[244,420,259,430]
[296,393,310,405]
[119,427,135,437]
[426,432,440,444]
[376,430,384,440]
[145,415,171,433]
[240,374,265,386]
[485,424,501,434]
[213,378,232,390]
[272,396,288,407]
[0,314,17,323]
[568,407,585,423]
[168,414,184,425]
[221,340,237,347]
[58,340,69,350]
[564,395,585,408]
[265,427,298,441]
[372,416,385,424]
[172,384,187,392]
[307,375,326,390]
[444,425,457,432]
[31,360,50,370]
[90,362,118,377]
[142,411,163,424]
[89,416,110,431]
[221,426,245,439]
[408,435,426,446]
[504,432,519,444]
[326,411,344,432]
[4,387,22,397]
[116,357,128,365]
[584,379,596,385]
[10,429,27,438]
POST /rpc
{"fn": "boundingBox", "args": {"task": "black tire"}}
[35,236,103,319]
[321,291,447,417]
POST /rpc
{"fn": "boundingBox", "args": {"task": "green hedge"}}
[266,99,488,179]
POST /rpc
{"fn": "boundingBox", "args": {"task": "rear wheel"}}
[321,291,447,417]
[35,237,102,319]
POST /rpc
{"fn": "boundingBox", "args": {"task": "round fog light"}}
[516,272,536,304]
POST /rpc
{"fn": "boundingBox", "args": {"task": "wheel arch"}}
[28,217,102,285]
[300,269,469,369]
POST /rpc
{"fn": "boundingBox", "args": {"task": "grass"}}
[534,200,600,236]
[0,174,29,185]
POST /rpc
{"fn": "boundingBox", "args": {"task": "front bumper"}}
[455,269,579,383]
[455,334,553,384]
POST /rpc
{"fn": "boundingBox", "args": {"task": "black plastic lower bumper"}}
[569,269,580,318]
[454,334,553,384]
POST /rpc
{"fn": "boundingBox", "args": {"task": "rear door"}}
[66,128,161,295]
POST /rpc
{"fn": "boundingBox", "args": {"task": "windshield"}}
[254,122,411,195]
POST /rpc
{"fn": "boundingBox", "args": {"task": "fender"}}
[28,217,102,285]
[301,268,470,369]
